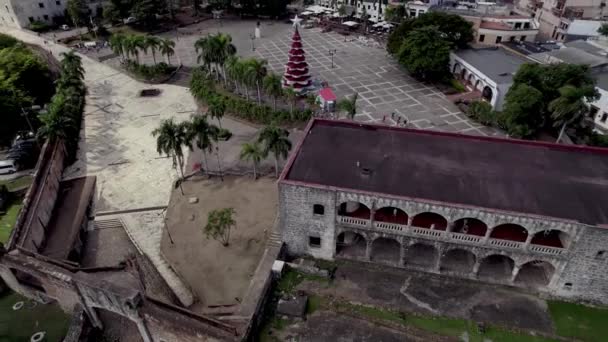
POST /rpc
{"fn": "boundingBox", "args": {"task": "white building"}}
[0,0,106,29]
[316,0,391,21]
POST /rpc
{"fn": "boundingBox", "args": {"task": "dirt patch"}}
[161,175,277,309]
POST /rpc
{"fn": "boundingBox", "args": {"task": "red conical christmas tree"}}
[283,22,312,93]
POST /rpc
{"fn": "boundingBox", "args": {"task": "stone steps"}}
[93,218,123,230]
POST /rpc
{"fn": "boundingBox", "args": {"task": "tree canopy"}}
[396,26,451,82]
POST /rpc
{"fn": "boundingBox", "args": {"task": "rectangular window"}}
[496,36,502,43]
[524,22,531,29]
[56,1,61,5]
[313,204,325,215]
[38,3,44,8]
[309,236,321,248]
[589,105,599,118]
[514,22,522,29]
[43,14,48,20]
[479,34,485,42]
[509,36,515,42]
[520,36,526,41]
[28,16,34,23]
[601,113,608,123]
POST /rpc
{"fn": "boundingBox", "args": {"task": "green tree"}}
[500,84,544,138]
[203,208,236,246]
[67,0,90,27]
[0,33,17,49]
[244,58,268,104]
[60,51,85,81]
[240,141,265,179]
[37,111,75,142]
[338,93,358,119]
[194,36,213,71]
[258,124,292,178]
[186,114,219,172]
[103,1,122,23]
[132,0,161,28]
[0,44,53,104]
[152,118,190,178]
[144,36,161,64]
[338,4,347,17]
[123,34,146,63]
[397,26,451,81]
[263,73,283,111]
[208,96,226,128]
[467,101,495,125]
[284,87,297,114]
[549,85,598,143]
[159,38,175,65]
[110,34,126,61]
[598,23,608,36]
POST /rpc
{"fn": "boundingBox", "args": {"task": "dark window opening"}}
[601,113,608,123]
[479,34,485,42]
[28,16,34,23]
[38,3,44,8]
[564,282,573,290]
[309,236,321,248]
[313,204,325,215]
[43,14,48,20]
[596,250,606,259]
[496,36,502,43]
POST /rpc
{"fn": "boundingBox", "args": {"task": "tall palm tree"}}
[284,87,297,114]
[338,93,359,120]
[225,56,241,93]
[37,111,74,142]
[159,38,176,65]
[263,73,283,111]
[245,58,268,104]
[235,59,249,100]
[152,118,190,178]
[549,85,597,143]
[109,34,126,61]
[211,33,237,85]
[125,34,146,64]
[239,141,265,179]
[194,36,213,71]
[258,124,292,178]
[208,96,226,129]
[145,36,162,65]
[60,51,85,81]
[186,114,219,173]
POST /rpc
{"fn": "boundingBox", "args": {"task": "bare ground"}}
[161,175,277,310]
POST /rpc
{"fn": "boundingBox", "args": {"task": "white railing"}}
[489,238,523,249]
[529,244,564,256]
[449,232,482,244]
[338,215,370,227]
[411,227,444,238]
[374,221,406,232]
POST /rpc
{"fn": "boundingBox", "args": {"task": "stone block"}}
[277,295,308,318]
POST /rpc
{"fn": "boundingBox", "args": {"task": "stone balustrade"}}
[337,215,566,257]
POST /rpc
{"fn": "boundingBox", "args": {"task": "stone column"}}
[446,222,454,233]
[407,217,413,228]
[510,265,521,283]
[483,228,492,243]
[434,246,443,273]
[370,209,375,227]
[365,240,373,261]
[399,242,407,267]
[524,234,533,250]
[135,316,153,342]
[472,259,481,276]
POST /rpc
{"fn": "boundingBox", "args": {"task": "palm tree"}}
[145,36,162,65]
[59,51,85,85]
[208,96,226,129]
[239,141,265,179]
[194,36,213,72]
[109,34,126,61]
[263,73,283,111]
[284,87,297,114]
[186,114,219,173]
[211,33,237,86]
[125,34,146,64]
[225,56,241,93]
[159,38,176,65]
[37,111,74,142]
[549,85,597,143]
[234,59,249,100]
[338,93,359,120]
[152,118,190,178]
[245,58,268,104]
[258,124,292,178]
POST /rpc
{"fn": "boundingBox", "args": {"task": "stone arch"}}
[404,242,438,268]
[411,212,448,230]
[452,218,487,236]
[515,260,556,287]
[338,201,371,219]
[482,86,493,102]
[460,68,467,80]
[336,231,367,259]
[531,230,570,248]
[374,206,408,225]
[467,72,475,85]
[490,223,528,242]
[453,62,462,74]
[478,254,515,281]
[441,248,476,273]
[474,79,482,91]
[371,237,401,265]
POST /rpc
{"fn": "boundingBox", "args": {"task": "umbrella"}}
[301,11,313,16]
[342,21,359,27]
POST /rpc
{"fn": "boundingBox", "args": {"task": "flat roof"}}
[453,48,529,85]
[282,119,608,225]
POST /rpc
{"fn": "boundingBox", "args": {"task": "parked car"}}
[61,24,70,31]
[0,160,17,175]
[124,17,137,24]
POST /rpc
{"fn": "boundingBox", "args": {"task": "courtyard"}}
[162,175,278,311]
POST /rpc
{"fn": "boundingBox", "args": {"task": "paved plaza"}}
[153,19,501,136]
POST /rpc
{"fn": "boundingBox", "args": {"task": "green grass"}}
[276,269,330,295]
[306,295,321,314]
[0,202,22,243]
[0,175,33,192]
[450,78,467,93]
[0,292,70,341]
[549,300,608,341]
[258,316,290,342]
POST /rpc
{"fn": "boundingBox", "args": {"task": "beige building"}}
[517,0,608,40]
[0,0,106,29]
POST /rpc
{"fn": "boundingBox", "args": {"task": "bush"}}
[28,21,52,32]
[124,60,175,81]
[0,33,17,49]
[450,79,466,93]
[217,128,232,141]
[467,101,495,126]
[589,133,608,148]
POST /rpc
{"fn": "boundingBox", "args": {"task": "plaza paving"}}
[149,19,501,136]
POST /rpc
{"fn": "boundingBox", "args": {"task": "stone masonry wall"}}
[279,183,336,259]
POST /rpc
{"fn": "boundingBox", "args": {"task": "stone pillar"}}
[135,316,153,342]
[370,209,376,225]
[407,217,413,228]
[399,242,407,267]
[510,265,521,283]
[524,234,533,250]
[472,259,481,276]
[446,222,454,233]
[434,246,443,273]
[430,224,435,230]
[483,228,492,243]
[365,240,372,261]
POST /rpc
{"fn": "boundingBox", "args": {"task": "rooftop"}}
[282,119,608,225]
[529,46,608,69]
[453,47,530,85]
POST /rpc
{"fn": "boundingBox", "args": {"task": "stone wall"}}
[8,140,66,252]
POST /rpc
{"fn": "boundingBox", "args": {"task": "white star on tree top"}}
[291,15,302,28]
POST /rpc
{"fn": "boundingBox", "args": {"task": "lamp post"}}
[328,49,337,68]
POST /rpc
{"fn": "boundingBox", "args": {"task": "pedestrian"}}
[382,115,386,122]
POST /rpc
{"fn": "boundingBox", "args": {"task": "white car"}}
[0,160,17,175]
[60,24,70,31]
[124,17,137,24]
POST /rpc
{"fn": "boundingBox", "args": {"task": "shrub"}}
[0,33,18,49]
[28,21,52,32]
[467,101,495,126]
[217,128,232,141]
[124,60,175,81]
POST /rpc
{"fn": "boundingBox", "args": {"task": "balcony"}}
[338,215,370,228]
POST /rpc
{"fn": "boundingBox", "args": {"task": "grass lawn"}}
[0,292,70,341]
[0,202,22,244]
[549,300,608,341]
[0,175,33,192]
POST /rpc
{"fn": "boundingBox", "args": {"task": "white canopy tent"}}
[305,5,332,14]
[342,21,359,27]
